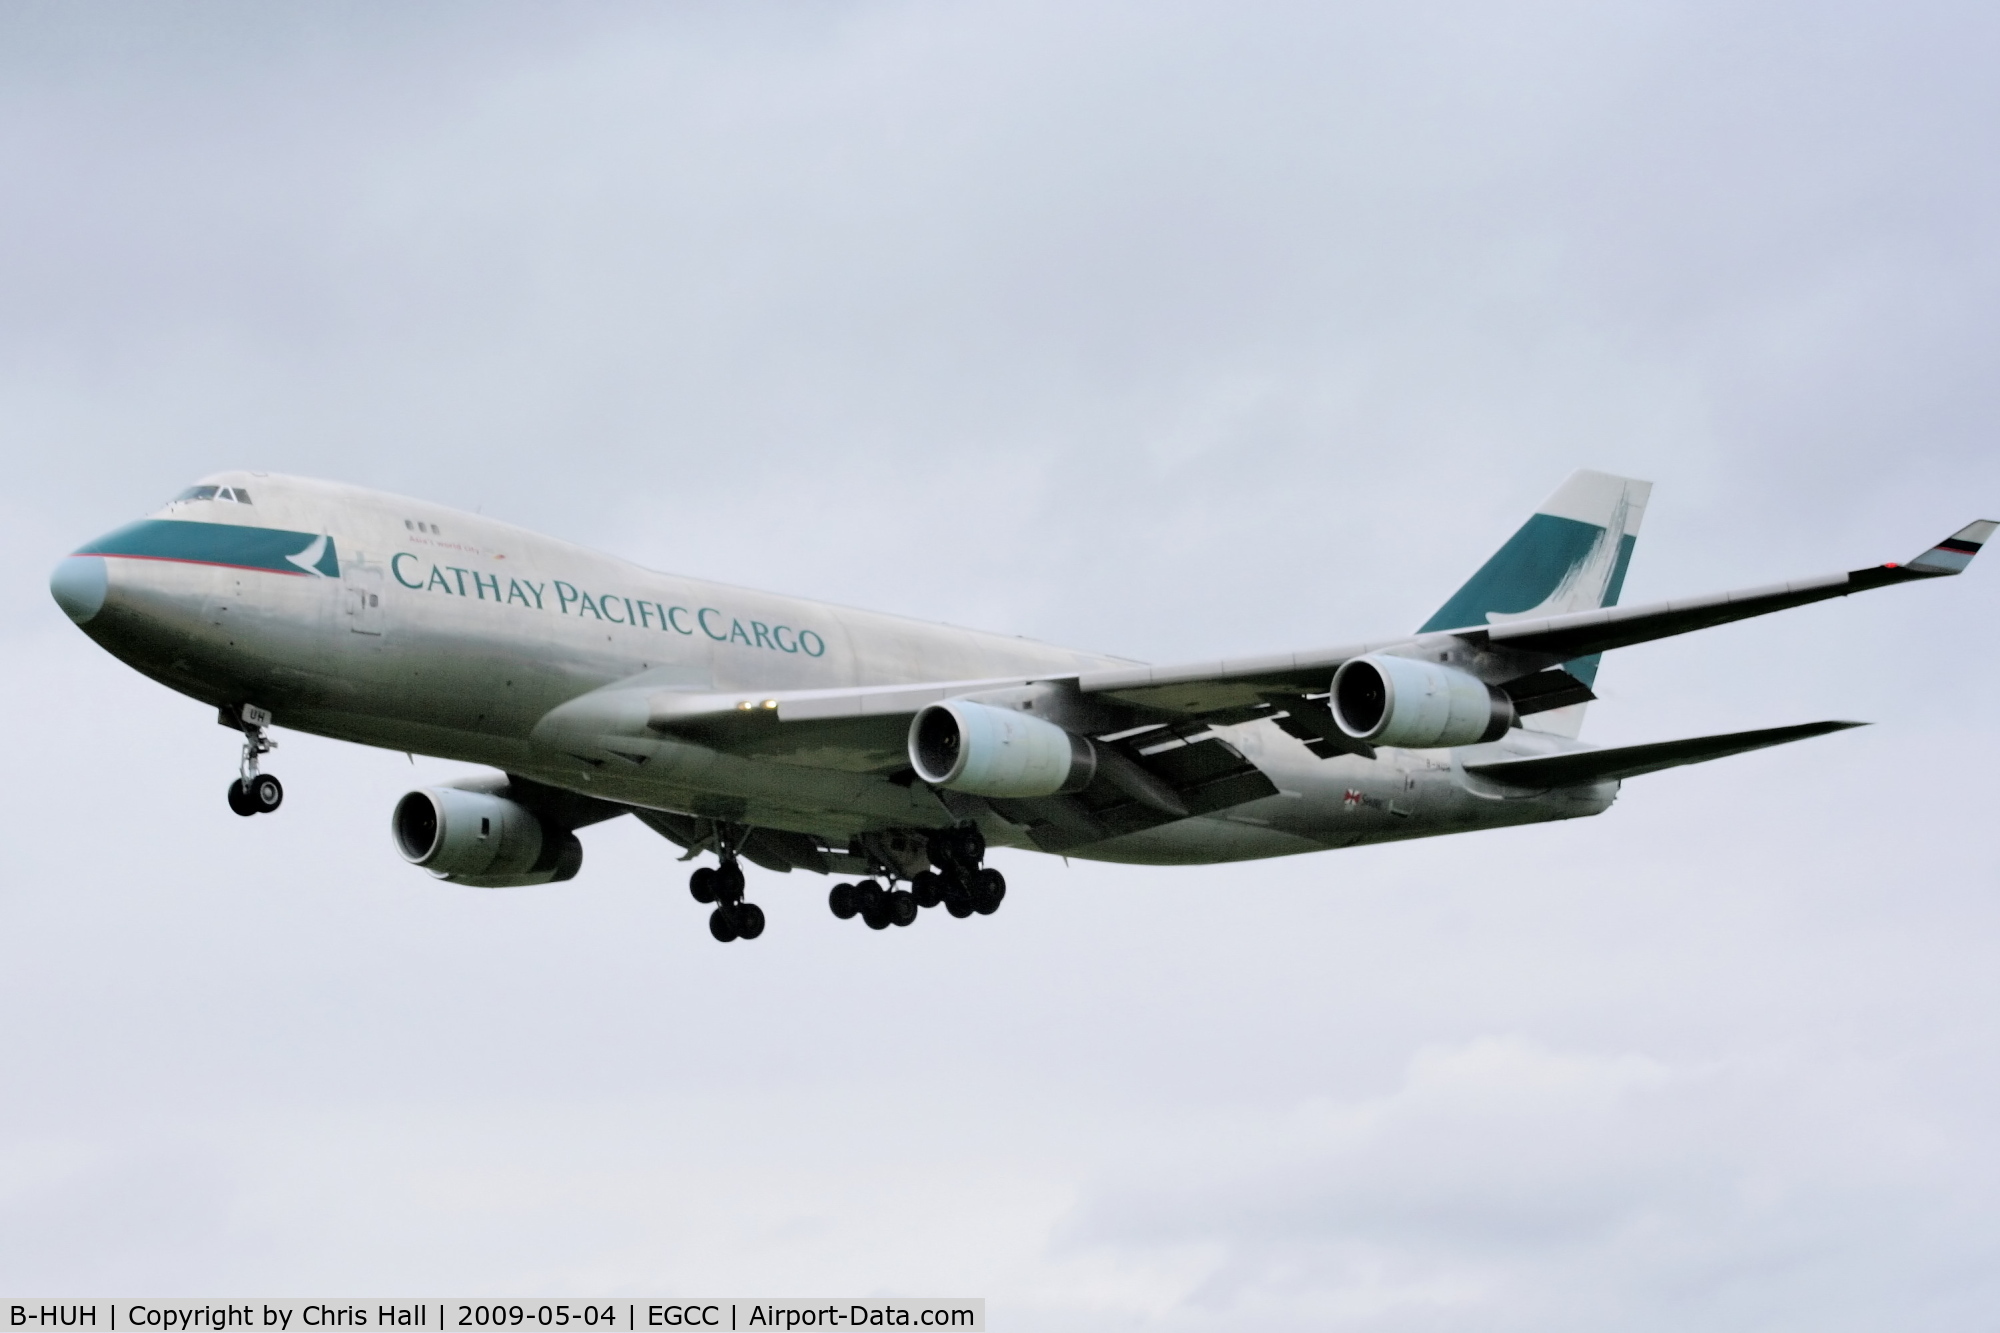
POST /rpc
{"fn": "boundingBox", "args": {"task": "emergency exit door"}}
[345,560,384,635]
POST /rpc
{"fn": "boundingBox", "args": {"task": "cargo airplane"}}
[49,470,1991,942]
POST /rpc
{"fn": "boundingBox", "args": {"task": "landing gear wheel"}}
[829,883,858,919]
[911,871,944,909]
[943,877,976,918]
[709,906,742,942]
[249,773,284,813]
[690,866,719,904]
[973,867,1006,915]
[859,886,890,929]
[887,889,919,927]
[226,779,257,817]
[735,902,766,940]
[929,824,986,875]
[717,859,746,904]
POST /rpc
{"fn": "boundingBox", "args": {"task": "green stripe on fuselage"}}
[76,519,339,577]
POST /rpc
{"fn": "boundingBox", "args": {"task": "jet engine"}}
[908,700,1097,798]
[391,787,583,887]
[1330,653,1515,748]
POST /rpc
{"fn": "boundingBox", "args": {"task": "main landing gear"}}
[825,825,1006,931]
[225,705,283,817]
[683,824,1003,944]
[690,855,766,943]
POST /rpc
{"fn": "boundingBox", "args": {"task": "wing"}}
[1077,519,1995,717]
[1464,520,1995,663]
[530,519,1984,833]
[533,673,1281,847]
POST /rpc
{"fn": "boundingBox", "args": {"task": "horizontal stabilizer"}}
[1462,720,1866,788]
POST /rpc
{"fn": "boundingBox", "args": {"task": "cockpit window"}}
[170,485,252,505]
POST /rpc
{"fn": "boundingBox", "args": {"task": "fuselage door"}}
[345,558,385,635]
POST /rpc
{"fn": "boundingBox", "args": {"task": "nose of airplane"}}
[50,554,108,624]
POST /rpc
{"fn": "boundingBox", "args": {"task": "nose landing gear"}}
[227,772,284,817]
[225,705,283,817]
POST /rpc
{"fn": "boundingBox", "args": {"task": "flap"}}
[1500,667,1597,716]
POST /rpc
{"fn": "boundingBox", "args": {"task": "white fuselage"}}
[67,473,1616,866]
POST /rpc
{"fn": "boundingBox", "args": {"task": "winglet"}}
[1903,520,1997,576]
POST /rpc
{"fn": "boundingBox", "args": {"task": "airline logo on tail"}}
[1420,470,1652,635]
[1484,480,1643,627]
[1417,470,1652,726]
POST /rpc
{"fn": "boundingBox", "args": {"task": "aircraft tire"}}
[250,774,284,813]
[861,900,891,931]
[973,868,1006,915]
[708,906,741,943]
[943,887,975,919]
[943,824,985,871]
[227,779,257,817]
[829,883,858,919]
[736,902,766,940]
[911,871,943,908]
[887,889,918,927]
[689,867,719,904]
[928,825,985,875]
[717,860,746,904]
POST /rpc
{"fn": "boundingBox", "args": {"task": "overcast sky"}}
[4,2,1999,1328]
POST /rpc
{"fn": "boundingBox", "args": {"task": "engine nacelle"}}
[1331,653,1515,748]
[908,700,1097,798]
[391,787,583,887]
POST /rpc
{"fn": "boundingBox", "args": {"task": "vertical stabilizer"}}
[1420,470,1652,736]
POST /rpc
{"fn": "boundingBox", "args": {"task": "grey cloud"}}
[4,1,1999,1327]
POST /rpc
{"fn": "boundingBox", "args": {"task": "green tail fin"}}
[1422,469,1651,732]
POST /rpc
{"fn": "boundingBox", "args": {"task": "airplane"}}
[48,469,1992,943]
